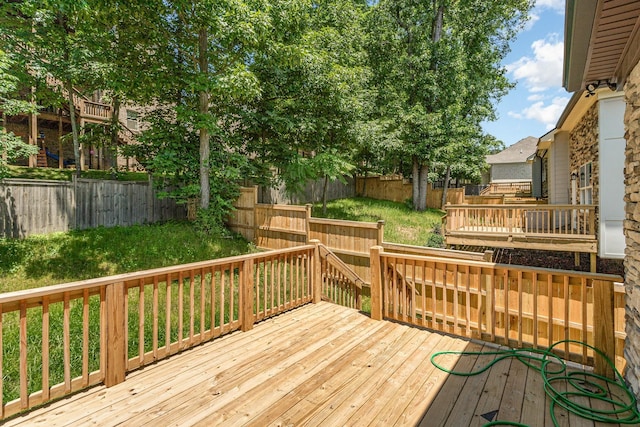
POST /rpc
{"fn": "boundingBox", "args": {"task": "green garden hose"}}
[430,340,640,426]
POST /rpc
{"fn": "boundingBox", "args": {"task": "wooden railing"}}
[44,74,112,121]
[445,204,596,236]
[369,247,625,376]
[316,242,363,310]
[481,182,532,195]
[0,246,316,419]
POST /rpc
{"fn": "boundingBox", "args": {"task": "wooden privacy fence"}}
[0,178,185,238]
[369,246,625,376]
[355,176,464,208]
[228,187,384,283]
[0,245,326,419]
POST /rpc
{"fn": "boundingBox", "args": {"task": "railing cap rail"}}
[445,203,597,209]
[379,250,622,282]
[0,245,315,305]
[309,216,380,229]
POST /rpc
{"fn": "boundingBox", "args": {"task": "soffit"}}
[565,0,640,91]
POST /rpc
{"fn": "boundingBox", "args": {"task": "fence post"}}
[310,239,322,303]
[104,282,126,387]
[370,246,384,321]
[376,220,385,245]
[593,279,615,378]
[305,204,313,243]
[241,259,255,332]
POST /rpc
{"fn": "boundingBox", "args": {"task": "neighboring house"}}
[2,76,140,171]
[535,88,626,260]
[563,0,640,401]
[484,136,537,185]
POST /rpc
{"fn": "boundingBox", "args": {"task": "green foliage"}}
[4,165,148,181]
[0,50,39,178]
[366,0,533,208]
[425,224,444,248]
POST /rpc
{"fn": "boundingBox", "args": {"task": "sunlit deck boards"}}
[4,302,624,426]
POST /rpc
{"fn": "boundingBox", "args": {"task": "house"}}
[2,77,141,171]
[562,0,640,401]
[535,87,626,260]
[483,136,537,195]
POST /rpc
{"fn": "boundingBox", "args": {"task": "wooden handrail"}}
[317,243,364,289]
[444,204,596,237]
[0,245,316,419]
[368,246,624,376]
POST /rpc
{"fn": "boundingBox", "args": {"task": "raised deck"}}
[2,302,627,426]
[444,204,599,271]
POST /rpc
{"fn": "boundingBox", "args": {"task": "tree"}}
[241,0,370,212]
[367,0,532,210]
[0,0,106,177]
[0,50,39,177]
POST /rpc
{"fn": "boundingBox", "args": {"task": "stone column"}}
[623,60,640,398]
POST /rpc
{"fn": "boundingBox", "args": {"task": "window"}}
[126,110,139,130]
[579,162,592,205]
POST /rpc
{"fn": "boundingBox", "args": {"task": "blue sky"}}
[481,1,569,147]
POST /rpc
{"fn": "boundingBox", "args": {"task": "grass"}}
[0,221,253,292]
[0,221,255,404]
[5,165,149,182]
[312,197,445,246]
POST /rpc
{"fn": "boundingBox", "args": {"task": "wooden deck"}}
[3,302,627,427]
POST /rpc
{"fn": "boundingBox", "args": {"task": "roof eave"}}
[563,0,599,92]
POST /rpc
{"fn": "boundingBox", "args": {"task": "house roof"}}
[564,0,640,92]
[486,136,538,165]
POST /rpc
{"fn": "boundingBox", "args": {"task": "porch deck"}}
[4,302,625,427]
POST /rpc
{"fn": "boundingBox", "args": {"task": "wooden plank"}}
[468,349,513,426]
[105,282,126,387]
[593,280,615,378]
[114,307,368,426]
[19,301,27,409]
[495,353,528,425]
[417,342,484,426]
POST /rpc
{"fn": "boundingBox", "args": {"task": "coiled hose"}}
[430,340,640,426]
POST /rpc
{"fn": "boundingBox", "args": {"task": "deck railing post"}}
[370,246,384,321]
[310,239,322,303]
[104,281,126,387]
[593,279,615,378]
[376,220,385,245]
[241,259,255,332]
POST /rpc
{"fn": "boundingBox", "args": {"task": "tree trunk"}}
[412,156,420,209]
[322,174,329,215]
[198,27,210,210]
[110,96,121,175]
[66,79,81,177]
[362,169,368,198]
[418,163,428,211]
[441,164,451,209]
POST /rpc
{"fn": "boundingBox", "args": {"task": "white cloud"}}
[525,12,540,30]
[507,35,564,92]
[535,0,565,13]
[527,94,545,101]
[514,96,570,129]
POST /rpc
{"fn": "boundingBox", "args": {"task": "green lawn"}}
[312,197,444,246]
[0,221,253,292]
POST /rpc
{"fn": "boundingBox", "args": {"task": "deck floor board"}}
[3,302,625,427]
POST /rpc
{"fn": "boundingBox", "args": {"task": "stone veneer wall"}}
[624,60,640,399]
[569,103,599,229]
